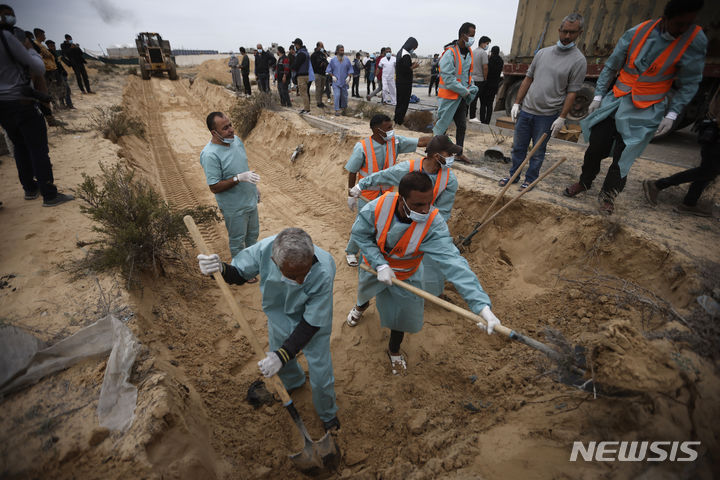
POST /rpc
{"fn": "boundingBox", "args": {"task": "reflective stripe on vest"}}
[371,192,440,280]
[359,137,397,201]
[407,158,450,204]
[613,19,702,108]
[438,44,474,100]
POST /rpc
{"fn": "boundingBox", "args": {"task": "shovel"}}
[184,216,340,474]
[358,263,599,393]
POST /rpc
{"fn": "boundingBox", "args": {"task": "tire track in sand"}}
[138,79,223,249]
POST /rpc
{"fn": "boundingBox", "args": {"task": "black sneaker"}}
[323,416,340,432]
[42,192,75,207]
[24,189,40,200]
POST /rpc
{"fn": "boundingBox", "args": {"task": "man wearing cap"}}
[346,171,500,375]
[348,135,461,296]
[344,114,431,267]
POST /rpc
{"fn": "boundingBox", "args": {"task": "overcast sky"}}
[15,0,519,56]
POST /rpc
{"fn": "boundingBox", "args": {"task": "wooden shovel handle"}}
[183,216,292,404]
[357,263,513,338]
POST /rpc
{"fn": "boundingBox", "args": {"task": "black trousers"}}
[352,76,360,96]
[366,75,375,95]
[656,140,720,206]
[0,101,58,199]
[277,79,292,106]
[428,75,439,95]
[241,71,251,95]
[468,80,485,119]
[579,115,628,195]
[454,101,468,147]
[479,85,498,124]
[394,82,412,125]
[71,62,90,92]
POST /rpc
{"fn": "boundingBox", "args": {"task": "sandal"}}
[498,177,511,187]
[519,182,532,191]
[346,306,365,327]
[345,253,358,267]
[387,350,407,376]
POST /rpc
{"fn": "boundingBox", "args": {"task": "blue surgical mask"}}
[258,49,263,53]
[281,275,300,286]
[385,52,391,59]
[556,40,575,50]
[441,155,454,169]
[466,36,475,47]
[2,15,15,26]
[482,45,489,51]
[402,197,430,223]
[384,129,395,142]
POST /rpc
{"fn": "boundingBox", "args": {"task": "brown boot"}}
[642,180,659,206]
[674,203,712,217]
[564,182,588,197]
[597,190,616,215]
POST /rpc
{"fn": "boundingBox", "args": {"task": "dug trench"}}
[22,75,719,479]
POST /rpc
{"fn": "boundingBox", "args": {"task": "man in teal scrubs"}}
[347,171,501,375]
[200,112,261,267]
[197,227,340,431]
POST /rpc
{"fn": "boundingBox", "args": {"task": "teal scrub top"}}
[200,136,258,214]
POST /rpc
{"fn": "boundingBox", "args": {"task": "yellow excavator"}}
[136,32,178,80]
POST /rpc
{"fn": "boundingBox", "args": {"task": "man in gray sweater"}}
[500,13,587,190]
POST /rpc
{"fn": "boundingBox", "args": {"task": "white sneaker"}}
[388,351,407,375]
[469,117,481,124]
[346,306,365,327]
[345,253,358,267]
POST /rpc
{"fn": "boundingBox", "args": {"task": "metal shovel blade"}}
[285,403,341,474]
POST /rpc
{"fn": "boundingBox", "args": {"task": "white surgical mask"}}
[482,45,489,51]
[466,36,475,47]
[281,275,300,286]
[384,129,395,142]
[440,155,454,169]
[2,15,15,26]
[215,131,234,144]
[258,49,263,53]
[402,197,430,223]
[556,40,575,50]
[385,52,391,59]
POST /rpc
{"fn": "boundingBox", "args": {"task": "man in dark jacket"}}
[311,42,329,108]
[61,34,91,93]
[239,47,251,96]
[45,39,73,108]
[394,37,419,125]
[292,38,311,113]
[254,44,275,93]
[428,53,439,96]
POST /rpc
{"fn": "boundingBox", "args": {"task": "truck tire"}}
[567,81,596,121]
[504,80,522,116]
[168,62,178,81]
[139,58,150,80]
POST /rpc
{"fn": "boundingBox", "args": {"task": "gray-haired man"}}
[197,227,340,432]
[501,13,587,190]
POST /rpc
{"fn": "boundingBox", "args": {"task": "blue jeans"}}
[332,84,348,111]
[509,110,557,184]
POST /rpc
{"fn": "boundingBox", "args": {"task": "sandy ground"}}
[1,61,719,479]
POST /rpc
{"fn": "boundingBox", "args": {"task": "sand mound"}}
[586,321,686,393]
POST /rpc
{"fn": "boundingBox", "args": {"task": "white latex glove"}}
[347,196,358,211]
[550,117,566,138]
[235,171,260,184]
[511,103,520,122]
[376,264,396,285]
[655,113,677,137]
[349,185,362,197]
[587,95,602,114]
[478,305,501,335]
[332,75,338,83]
[258,352,282,377]
[197,254,221,275]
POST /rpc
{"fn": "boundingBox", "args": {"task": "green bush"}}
[74,163,219,287]
[229,92,274,139]
[91,106,145,143]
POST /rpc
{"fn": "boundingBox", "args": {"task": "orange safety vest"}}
[438,44,473,100]
[407,158,450,204]
[358,137,397,201]
[367,192,440,280]
[613,19,702,109]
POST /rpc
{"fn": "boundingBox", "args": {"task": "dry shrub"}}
[205,77,224,86]
[74,163,219,287]
[91,106,145,143]
[403,110,434,133]
[229,92,274,139]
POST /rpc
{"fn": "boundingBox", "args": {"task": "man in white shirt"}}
[379,49,396,105]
